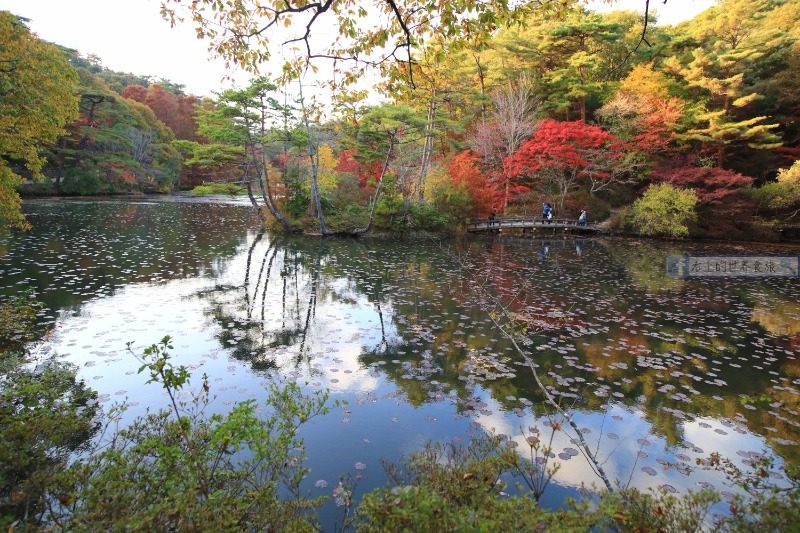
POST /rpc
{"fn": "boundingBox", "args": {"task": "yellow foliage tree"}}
[756,160,800,224]
[315,144,338,195]
[619,63,671,100]
[0,12,78,229]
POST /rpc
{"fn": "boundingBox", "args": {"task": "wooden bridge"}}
[466,216,601,233]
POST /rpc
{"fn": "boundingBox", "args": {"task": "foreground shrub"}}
[323,204,371,233]
[407,201,454,232]
[753,160,800,226]
[355,432,799,533]
[0,296,99,531]
[53,337,329,532]
[355,437,602,532]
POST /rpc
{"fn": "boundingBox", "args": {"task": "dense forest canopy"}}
[2,0,800,239]
[0,12,77,229]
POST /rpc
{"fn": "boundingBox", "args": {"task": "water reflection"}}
[0,199,259,320]
[200,229,800,466]
[2,199,799,525]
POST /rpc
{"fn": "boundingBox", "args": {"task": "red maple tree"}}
[506,119,627,208]
[652,166,753,207]
[651,165,755,237]
[335,149,382,191]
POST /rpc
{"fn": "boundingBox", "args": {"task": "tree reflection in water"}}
[198,231,799,487]
[3,200,798,519]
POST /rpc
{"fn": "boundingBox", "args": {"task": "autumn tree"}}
[422,162,472,223]
[121,84,148,104]
[0,12,78,229]
[160,0,553,85]
[351,104,425,234]
[471,76,538,211]
[383,42,445,202]
[653,165,752,212]
[506,119,627,211]
[447,150,496,219]
[175,95,201,141]
[295,79,333,234]
[596,64,686,169]
[383,35,499,202]
[202,77,294,231]
[122,83,201,142]
[314,144,338,196]
[144,84,181,136]
[45,69,181,195]
[335,149,380,191]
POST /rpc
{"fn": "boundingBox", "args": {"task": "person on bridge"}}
[578,209,587,226]
[543,203,553,223]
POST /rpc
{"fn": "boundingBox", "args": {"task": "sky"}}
[3,0,717,98]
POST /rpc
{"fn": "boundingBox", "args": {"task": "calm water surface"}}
[2,197,799,526]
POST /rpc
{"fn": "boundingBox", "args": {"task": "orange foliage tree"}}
[596,64,686,163]
[122,84,200,142]
[448,150,498,218]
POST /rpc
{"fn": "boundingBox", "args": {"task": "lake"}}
[2,197,799,527]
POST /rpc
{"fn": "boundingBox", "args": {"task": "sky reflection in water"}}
[1,198,799,525]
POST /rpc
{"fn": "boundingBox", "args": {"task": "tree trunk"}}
[417,96,436,201]
[299,80,332,235]
[354,137,395,235]
[474,53,488,126]
[242,159,268,224]
[579,65,587,124]
[246,141,293,231]
[54,137,66,192]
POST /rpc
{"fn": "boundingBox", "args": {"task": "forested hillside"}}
[3,0,800,239]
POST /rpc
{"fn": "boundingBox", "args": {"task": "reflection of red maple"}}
[448,150,498,218]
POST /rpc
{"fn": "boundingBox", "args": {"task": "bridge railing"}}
[466,215,597,231]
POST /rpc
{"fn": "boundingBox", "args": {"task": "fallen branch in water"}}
[440,239,614,492]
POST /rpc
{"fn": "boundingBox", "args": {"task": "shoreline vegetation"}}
[18,190,800,244]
